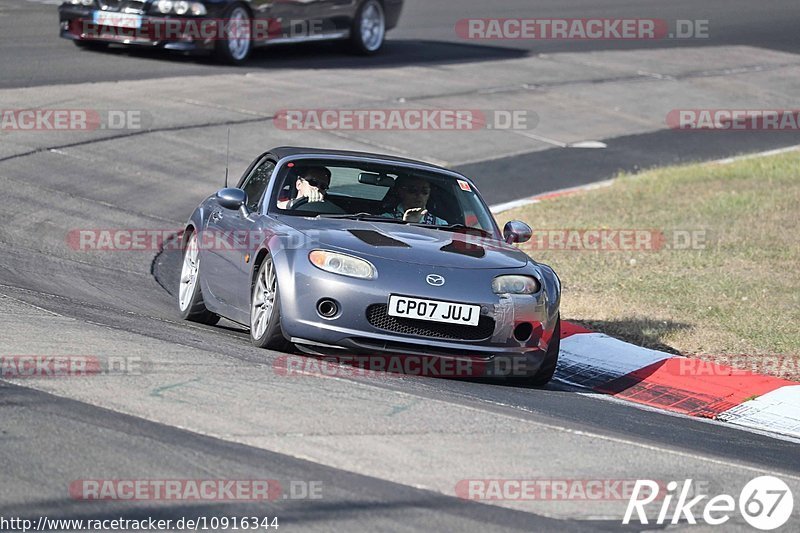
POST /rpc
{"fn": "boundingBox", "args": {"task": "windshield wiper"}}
[410,223,494,238]
[317,213,411,224]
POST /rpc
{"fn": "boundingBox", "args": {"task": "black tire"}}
[349,0,386,55]
[529,316,561,386]
[178,231,220,325]
[213,4,252,65]
[74,40,109,51]
[250,254,292,350]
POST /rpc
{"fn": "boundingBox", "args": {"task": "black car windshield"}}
[270,158,500,238]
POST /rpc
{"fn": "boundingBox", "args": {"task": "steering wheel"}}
[287,196,310,210]
[288,196,346,214]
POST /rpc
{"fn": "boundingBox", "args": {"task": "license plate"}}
[387,295,480,326]
[93,11,142,29]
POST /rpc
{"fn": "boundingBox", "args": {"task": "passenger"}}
[382,176,447,225]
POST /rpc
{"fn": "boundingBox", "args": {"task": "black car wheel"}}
[214,4,252,65]
[350,0,386,55]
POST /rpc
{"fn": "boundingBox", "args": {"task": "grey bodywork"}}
[183,147,561,375]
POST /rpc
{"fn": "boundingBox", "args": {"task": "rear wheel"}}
[178,231,220,325]
[214,5,252,65]
[250,254,292,350]
[529,316,561,386]
[349,0,386,55]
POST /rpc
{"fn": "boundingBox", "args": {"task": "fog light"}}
[316,299,339,319]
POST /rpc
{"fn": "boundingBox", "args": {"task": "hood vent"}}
[348,229,410,248]
[440,240,485,258]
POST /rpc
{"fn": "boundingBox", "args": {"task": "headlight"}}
[174,1,190,14]
[80,0,93,4]
[156,0,173,13]
[309,251,376,280]
[492,275,540,294]
[155,0,206,15]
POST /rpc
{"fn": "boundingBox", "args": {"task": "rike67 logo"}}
[624,477,794,530]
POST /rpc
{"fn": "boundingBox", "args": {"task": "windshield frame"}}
[263,154,503,241]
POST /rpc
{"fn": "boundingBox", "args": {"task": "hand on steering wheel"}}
[288,190,325,209]
[402,207,428,223]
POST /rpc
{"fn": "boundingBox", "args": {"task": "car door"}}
[203,158,276,316]
[314,0,357,33]
[248,0,311,43]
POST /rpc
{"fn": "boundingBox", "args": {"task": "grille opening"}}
[366,304,494,341]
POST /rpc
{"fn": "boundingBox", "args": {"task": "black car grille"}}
[366,304,495,341]
[97,0,146,13]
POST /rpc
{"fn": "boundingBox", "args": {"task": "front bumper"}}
[59,7,221,51]
[274,252,560,378]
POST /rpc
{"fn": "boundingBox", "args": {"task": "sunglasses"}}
[401,186,431,195]
[301,177,329,190]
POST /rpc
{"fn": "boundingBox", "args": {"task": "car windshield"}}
[270,158,500,238]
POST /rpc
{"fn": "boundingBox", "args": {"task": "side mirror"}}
[216,188,248,211]
[503,220,532,244]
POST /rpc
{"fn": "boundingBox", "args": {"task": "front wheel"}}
[529,316,561,386]
[349,0,386,55]
[250,254,292,350]
[214,5,252,65]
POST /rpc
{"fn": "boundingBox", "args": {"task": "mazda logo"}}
[426,274,445,286]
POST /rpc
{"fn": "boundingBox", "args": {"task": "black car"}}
[58,0,404,64]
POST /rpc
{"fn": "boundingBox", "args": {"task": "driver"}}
[382,176,448,225]
[277,166,331,209]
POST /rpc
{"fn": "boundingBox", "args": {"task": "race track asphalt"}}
[1,0,798,530]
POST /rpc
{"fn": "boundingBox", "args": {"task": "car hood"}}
[278,216,529,269]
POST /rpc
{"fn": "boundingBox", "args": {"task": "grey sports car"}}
[178,147,562,384]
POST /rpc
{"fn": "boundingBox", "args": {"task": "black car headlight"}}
[492,275,540,295]
[309,250,376,280]
[155,0,206,15]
